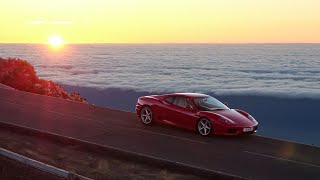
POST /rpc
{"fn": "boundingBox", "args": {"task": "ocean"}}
[1,43,320,145]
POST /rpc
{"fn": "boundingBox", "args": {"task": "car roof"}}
[169,93,208,98]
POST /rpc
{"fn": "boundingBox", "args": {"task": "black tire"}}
[140,106,153,125]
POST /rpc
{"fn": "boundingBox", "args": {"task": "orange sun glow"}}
[48,35,63,47]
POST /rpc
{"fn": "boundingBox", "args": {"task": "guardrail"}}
[0,148,92,180]
[0,120,245,180]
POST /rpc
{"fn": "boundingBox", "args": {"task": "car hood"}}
[206,109,255,126]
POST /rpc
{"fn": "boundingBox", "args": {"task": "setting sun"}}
[48,35,63,47]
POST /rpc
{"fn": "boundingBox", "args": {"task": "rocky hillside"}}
[0,58,87,103]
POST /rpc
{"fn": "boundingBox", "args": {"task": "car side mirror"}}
[224,102,229,106]
[186,104,194,110]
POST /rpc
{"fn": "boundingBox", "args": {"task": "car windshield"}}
[194,96,229,111]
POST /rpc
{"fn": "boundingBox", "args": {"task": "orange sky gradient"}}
[1,0,319,43]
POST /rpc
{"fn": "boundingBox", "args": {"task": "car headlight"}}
[218,117,235,124]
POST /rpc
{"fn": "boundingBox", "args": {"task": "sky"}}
[0,0,319,43]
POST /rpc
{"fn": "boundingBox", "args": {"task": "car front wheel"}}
[140,107,153,125]
[197,118,212,136]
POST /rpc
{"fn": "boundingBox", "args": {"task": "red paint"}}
[136,93,258,136]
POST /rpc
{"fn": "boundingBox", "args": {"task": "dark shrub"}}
[0,58,87,103]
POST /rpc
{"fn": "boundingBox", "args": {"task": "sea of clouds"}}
[0,43,319,98]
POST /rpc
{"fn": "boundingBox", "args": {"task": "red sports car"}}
[136,93,258,136]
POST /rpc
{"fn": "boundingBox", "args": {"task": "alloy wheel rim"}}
[198,119,211,135]
[141,108,152,124]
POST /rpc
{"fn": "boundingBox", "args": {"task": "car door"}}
[156,95,176,125]
[169,96,198,130]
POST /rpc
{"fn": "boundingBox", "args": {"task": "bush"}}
[0,58,87,103]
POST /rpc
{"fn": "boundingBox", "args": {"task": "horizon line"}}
[1,42,320,45]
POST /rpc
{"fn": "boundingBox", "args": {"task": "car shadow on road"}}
[140,122,257,144]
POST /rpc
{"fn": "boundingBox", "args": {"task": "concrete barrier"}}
[0,83,14,90]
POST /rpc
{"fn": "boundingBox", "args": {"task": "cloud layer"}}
[1,44,319,99]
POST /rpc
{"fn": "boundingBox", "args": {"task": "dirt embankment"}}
[0,156,63,180]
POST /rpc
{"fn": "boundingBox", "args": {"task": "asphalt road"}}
[0,87,319,180]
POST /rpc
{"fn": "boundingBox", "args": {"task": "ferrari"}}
[136,93,258,136]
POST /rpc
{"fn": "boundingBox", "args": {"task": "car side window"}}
[186,98,193,106]
[164,96,174,104]
[172,96,188,108]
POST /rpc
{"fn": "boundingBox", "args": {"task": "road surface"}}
[0,87,319,180]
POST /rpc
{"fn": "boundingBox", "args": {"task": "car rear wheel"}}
[197,118,212,136]
[140,107,153,125]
